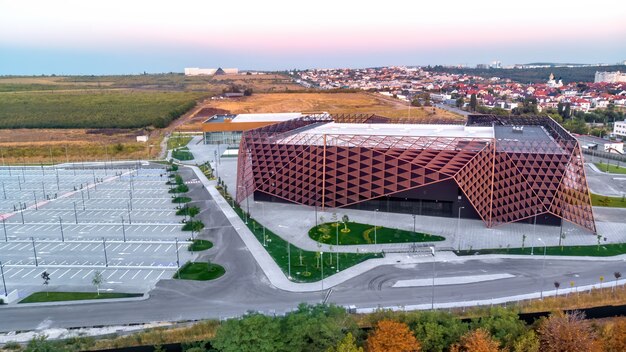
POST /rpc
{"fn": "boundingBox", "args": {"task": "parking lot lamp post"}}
[33,191,38,211]
[59,216,64,242]
[538,238,547,299]
[531,211,537,255]
[413,214,416,234]
[2,182,5,199]
[121,216,126,242]
[31,237,38,267]
[0,260,7,296]
[102,237,108,267]
[20,204,24,224]
[175,238,180,279]
[55,169,60,191]
[81,190,85,210]
[2,217,7,242]
[73,202,78,224]
[127,201,132,224]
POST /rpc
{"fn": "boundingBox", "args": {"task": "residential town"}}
[292,66,626,113]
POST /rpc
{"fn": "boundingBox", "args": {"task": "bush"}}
[172,197,192,204]
[169,184,189,193]
[182,221,205,232]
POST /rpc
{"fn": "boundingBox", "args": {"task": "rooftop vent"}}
[512,126,524,133]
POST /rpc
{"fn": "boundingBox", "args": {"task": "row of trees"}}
[206,304,626,352]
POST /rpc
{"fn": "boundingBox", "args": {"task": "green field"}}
[309,222,444,245]
[19,291,142,303]
[0,90,205,128]
[188,239,213,252]
[174,262,225,281]
[167,135,193,149]
[221,190,382,282]
[591,193,626,207]
[456,242,626,257]
[594,162,626,174]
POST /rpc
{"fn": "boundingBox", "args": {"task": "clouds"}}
[0,0,625,74]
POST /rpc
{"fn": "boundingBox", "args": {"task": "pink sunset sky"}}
[0,0,625,74]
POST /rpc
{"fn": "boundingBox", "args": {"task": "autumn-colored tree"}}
[538,311,599,352]
[601,317,626,352]
[366,320,421,352]
[449,328,501,352]
[327,333,364,352]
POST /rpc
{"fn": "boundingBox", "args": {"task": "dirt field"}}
[177,92,462,131]
[0,129,160,164]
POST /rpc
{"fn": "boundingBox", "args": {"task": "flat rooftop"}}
[494,125,553,142]
[204,112,302,124]
[297,123,495,138]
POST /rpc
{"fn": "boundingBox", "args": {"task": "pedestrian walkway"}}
[187,164,626,293]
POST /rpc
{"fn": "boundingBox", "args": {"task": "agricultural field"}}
[0,90,205,129]
[178,92,462,131]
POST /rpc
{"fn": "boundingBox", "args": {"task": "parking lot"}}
[0,163,195,296]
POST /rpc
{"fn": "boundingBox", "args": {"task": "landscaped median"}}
[174,262,225,281]
[19,292,142,304]
[309,221,444,245]
[455,242,626,257]
[594,161,626,174]
[216,187,382,283]
[591,193,626,208]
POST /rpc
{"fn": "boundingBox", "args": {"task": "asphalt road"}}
[1,168,625,332]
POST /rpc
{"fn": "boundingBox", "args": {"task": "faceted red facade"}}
[236,114,596,233]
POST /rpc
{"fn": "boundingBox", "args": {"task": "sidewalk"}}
[187,164,626,293]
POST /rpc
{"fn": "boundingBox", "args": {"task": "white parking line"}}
[57,268,72,279]
[70,269,83,279]
[82,269,94,279]
[9,268,24,278]
[131,270,142,280]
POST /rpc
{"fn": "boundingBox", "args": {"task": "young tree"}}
[554,281,560,296]
[366,320,421,352]
[538,311,598,352]
[450,328,501,352]
[92,271,103,296]
[41,271,50,296]
[409,310,468,352]
[342,215,350,231]
[470,307,526,350]
[614,271,622,291]
[455,97,465,109]
[326,332,363,352]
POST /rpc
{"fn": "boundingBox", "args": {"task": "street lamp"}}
[537,237,547,299]
[457,207,464,251]
[530,209,537,255]
[431,246,436,310]
[320,251,324,291]
[413,214,416,234]
[336,215,339,272]
[374,209,379,245]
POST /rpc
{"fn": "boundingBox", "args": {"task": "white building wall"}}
[614,121,626,137]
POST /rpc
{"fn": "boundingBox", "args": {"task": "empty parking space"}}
[0,163,199,294]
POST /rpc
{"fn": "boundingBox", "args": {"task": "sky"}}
[1,0,625,75]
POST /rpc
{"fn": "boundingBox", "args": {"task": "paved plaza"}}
[0,163,194,298]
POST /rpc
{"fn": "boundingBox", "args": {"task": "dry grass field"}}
[178,92,463,131]
[0,129,160,164]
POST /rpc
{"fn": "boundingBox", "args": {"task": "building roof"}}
[297,122,494,138]
[231,113,302,123]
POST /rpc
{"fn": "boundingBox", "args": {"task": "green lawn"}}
[309,222,444,245]
[188,239,213,252]
[591,193,626,208]
[172,147,194,161]
[174,262,225,280]
[19,292,142,304]
[456,243,626,257]
[220,190,382,283]
[167,135,193,150]
[595,162,626,174]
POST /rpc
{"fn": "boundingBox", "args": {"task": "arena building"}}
[236,114,596,233]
